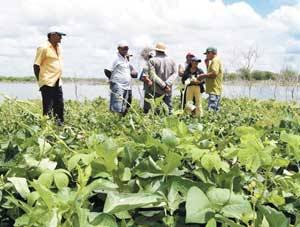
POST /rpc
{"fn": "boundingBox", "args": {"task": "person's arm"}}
[178,64,185,77]
[33,47,45,81]
[165,61,178,86]
[129,64,138,78]
[33,65,40,80]
[148,60,167,88]
[197,59,218,80]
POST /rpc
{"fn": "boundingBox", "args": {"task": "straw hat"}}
[154,42,167,53]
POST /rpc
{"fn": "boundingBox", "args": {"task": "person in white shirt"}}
[109,41,137,116]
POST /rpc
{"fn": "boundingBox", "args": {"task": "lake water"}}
[0,81,299,102]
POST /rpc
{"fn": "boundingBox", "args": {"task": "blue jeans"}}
[208,94,221,111]
[110,82,132,115]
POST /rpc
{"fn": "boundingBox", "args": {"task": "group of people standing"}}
[109,41,223,117]
[33,30,223,125]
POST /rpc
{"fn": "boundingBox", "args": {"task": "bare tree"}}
[240,45,261,98]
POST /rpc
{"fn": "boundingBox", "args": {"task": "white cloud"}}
[0,0,300,77]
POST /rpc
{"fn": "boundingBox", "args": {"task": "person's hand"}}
[197,74,205,81]
[131,70,138,78]
[146,79,153,86]
[143,76,153,86]
[164,85,171,93]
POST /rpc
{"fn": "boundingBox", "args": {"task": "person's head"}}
[47,32,66,45]
[154,42,167,55]
[141,47,154,61]
[117,41,129,57]
[190,56,201,68]
[204,47,217,60]
[186,52,195,64]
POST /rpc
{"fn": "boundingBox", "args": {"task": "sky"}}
[0,0,300,78]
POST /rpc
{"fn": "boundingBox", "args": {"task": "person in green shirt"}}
[197,47,223,111]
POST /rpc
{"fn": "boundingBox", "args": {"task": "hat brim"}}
[154,48,166,53]
[192,60,201,63]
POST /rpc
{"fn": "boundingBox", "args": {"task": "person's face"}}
[206,52,214,60]
[191,61,199,68]
[186,55,193,64]
[50,33,62,44]
[118,46,129,57]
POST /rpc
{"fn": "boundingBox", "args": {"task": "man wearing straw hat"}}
[144,42,177,114]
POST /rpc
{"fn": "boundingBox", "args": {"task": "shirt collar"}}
[47,41,60,49]
[118,53,128,62]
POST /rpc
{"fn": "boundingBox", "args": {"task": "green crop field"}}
[0,97,300,227]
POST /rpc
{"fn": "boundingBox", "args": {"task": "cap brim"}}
[48,32,66,36]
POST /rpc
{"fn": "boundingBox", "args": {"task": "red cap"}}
[186,52,195,57]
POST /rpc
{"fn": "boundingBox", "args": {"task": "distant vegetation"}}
[0,76,108,84]
[224,68,300,82]
[0,68,299,84]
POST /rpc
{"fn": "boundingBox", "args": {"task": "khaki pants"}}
[185,85,202,116]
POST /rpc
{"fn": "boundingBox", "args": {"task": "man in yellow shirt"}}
[33,31,66,125]
[197,47,223,111]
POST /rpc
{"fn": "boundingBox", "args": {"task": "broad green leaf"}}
[91,213,118,227]
[54,172,69,190]
[176,121,189,137]
[280,131,300,161]
[133,157,163,178]
[161,129,179,147]
[14,214,30,226]
[216,215,245,227]
[207,188,252,222]
[38,137,52,154]
[161,152,182,175]
[182,145,207,162]
[31,180,55,209]
[201,152,223,173]
[258,205,289,227]
[237,135,273,172]
[67,153,96,171]
[167,182,184,215]
[80,178,118,200]
[27,191,40,207]
[95,139,118,172]
[7,177,30,199]
[220,193,252,222]
[76,206,90,227]
[121,167,131,182]
[103,192,162,214]
[185,186,213,224]
[206,218,217,227]
[268,190,285,206]
[235,126,260,137]
[47,208,59,227]
[38,172,53,188]
[38,158,57,171]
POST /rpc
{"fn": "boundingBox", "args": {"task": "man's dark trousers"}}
[40,80,64,124]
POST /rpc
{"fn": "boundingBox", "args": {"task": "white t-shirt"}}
[110,53,132,90]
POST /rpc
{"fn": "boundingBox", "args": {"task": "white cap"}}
[118,40,129,48]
